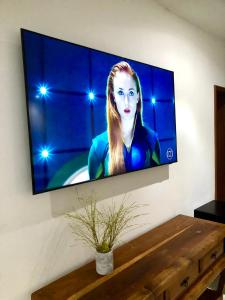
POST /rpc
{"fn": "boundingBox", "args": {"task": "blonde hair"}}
[106,61,143,175]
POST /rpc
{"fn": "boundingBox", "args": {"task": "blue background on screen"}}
[22,30,177,194]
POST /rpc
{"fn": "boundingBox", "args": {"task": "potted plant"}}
[66,196,143,275]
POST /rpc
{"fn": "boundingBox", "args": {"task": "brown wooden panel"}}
[199,241,224,274]
[179,256,225,300]
[167,262,198,300]
[215,85,225,200]
[31,215,225,300]
[32,215,195,300]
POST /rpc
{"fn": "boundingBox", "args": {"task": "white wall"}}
[0,0,225,299]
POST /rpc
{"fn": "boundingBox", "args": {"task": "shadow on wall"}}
[49,164,169,217]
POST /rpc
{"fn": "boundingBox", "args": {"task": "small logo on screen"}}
[166,148,173,160]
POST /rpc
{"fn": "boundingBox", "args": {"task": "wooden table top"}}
[32,215,225,300]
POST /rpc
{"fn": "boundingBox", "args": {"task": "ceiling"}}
[155,0,225,42]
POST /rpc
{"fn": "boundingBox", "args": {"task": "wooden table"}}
[32,215,225,300]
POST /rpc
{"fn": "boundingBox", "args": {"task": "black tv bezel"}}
[21,28,178,195]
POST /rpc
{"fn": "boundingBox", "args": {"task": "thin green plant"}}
[66,195,146,253]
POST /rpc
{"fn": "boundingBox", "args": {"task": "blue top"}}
[88,123,160,180]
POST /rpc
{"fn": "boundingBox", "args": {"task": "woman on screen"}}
[88,61,160,180]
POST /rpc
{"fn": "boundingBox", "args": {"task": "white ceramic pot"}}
[95,250,114,275]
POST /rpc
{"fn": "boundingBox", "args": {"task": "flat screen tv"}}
[21,29,177,194]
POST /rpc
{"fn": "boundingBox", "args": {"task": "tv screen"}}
[21,29,177,194]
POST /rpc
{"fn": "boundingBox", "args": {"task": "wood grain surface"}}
[32,215,225,300]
